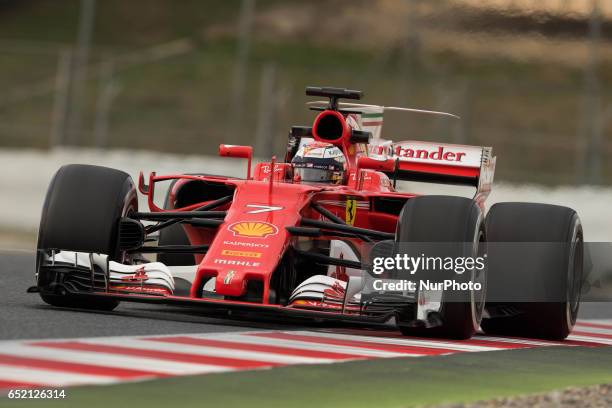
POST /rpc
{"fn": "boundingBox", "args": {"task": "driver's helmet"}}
[292,142,347,185]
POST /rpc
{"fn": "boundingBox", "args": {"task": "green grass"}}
[2,346,612,408]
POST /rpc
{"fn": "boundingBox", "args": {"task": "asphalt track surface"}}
[1,250,611,341]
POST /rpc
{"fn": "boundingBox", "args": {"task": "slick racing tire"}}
[37,164,138,311]
[481,203,583,340]
[395,196,486,340]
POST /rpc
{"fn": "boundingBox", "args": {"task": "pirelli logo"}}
[221,249,262,258]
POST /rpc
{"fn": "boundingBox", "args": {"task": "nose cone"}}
[192,180,317,301]
[215,269,246,297]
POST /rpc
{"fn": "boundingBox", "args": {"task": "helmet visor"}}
[295,167,343,184]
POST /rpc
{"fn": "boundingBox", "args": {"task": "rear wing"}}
[305,98,495,199]
[367,140,496,200]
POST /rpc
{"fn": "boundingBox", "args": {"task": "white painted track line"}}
[79,337,336,365]
[0,320,609,390]
[0,343,233,375]
[0,364,120,387]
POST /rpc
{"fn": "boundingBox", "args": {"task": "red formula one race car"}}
[31,87,584,340]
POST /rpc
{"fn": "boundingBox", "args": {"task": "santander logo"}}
[395,146,467,162]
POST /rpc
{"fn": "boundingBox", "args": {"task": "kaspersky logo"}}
[223,240,269,248]
[228,221,278,238]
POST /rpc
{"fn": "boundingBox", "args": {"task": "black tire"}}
[395,196,486,340]
[481,203,583,340]
[37,164,138,311]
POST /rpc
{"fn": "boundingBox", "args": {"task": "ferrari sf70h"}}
[31,87,584,340]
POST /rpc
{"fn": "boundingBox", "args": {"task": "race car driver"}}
[291,142,347,185]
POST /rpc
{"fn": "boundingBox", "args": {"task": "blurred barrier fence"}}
[0,1,610,186]
[1,147,611,242]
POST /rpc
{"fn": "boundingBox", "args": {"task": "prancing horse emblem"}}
[345,198,357,225]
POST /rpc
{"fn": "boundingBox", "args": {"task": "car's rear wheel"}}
[481,203,583,340]
[395,196,486,340]
[37,164,137,311]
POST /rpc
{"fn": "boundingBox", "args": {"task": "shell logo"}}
[228,221,278,238]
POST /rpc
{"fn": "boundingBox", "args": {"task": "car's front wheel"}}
[36,164,138,311]
[395,195,486,340]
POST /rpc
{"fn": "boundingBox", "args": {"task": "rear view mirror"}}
[219,144,252,159]
[219,144,253,179]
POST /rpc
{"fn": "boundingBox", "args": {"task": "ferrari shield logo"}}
[121,266,148,282]
[345,198,357,225]
[224,270,236,285]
